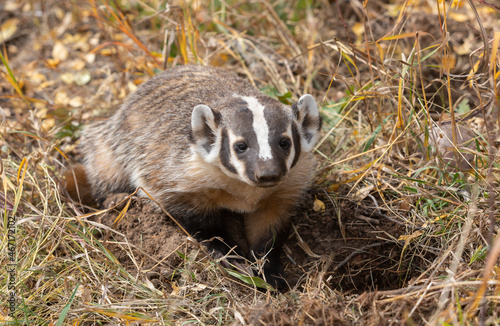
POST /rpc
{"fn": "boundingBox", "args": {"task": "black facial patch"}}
[291,122,301,168]
[220,128,237,174]
[224,103,263,183]
[263,100,292,161]
[226,103,256,157]
[237,106,251,114]
[263,105,290,136]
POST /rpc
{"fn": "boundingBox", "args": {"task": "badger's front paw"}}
[200,238,254,278]
[263,263,287,291]
[103,193,136,209]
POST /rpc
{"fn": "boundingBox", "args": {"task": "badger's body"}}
[81,65,321,288]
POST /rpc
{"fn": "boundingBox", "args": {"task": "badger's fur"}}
[79,65,321,289]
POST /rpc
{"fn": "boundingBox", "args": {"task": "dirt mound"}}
[98,200,188,290]
[97,187,424,294]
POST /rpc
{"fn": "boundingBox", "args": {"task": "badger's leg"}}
[244,205,290,290]
[178,210,246,261]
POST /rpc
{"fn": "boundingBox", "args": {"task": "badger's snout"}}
[253,159,285,187]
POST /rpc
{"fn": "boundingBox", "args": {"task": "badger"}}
[77,65,321,289]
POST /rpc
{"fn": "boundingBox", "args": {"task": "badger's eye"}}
[234,142,248,153]
[279,138,291,150]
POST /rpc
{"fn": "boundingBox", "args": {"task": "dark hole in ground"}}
[286,188,428,294]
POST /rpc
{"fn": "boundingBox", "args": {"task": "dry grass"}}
[1,0,499,325]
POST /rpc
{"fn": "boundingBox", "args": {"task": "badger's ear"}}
[191,104,220,160]
[293,94,321,152]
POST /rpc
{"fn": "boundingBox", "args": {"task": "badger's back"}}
[102,65,259,147]
[81,66,261,203]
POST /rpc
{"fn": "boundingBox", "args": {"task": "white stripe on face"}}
[241,96,273,161]
[285,125,295,171]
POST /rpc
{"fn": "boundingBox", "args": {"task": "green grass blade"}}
[55,284,79,326]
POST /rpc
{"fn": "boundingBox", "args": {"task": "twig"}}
[333,241,391,272]
[432,182,478,322]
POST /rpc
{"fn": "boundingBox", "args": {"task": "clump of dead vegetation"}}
[1,0,499,325]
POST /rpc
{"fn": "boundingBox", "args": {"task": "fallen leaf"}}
[35,108,48,118]
[55,91,70,105]
[353,185,374,201]
[128,81,138,93]
[60,73,73,85]
[41,119,55,132]
[61,70,91,86]
[170,282,180,296]
[52,41,68,61]
[468,117,484,134]
[352,22,364,37]
[451,0,466,7]
[398,230,423,242]
[0,18,19,44]
[46,58,60,68]
[225,269,275,291]
[73,70,91,85]
[399,230,424,256]
[100,48,116,56]
[4,1,22,11]
[442,53,456,70]
[190,283,207,292]
[329,184,340,192]
[69,96,84,108]
[449,12,469,22]
[399,200,410,212]
[69,58,86,71]
[82,286,92,304]
[313,197,325,211]
[144,278,156,292]
[84,53,96,64]
[27,72,47,86]
[55,12,73,37]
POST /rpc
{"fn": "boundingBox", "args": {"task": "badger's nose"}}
[254,161,284,186]
[256,171,281,184]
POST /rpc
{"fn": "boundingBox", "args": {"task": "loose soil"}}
[97,185,424,295]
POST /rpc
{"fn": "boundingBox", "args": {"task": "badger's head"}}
[190,94,321,188]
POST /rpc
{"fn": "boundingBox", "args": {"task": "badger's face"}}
[191,94,321,188]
